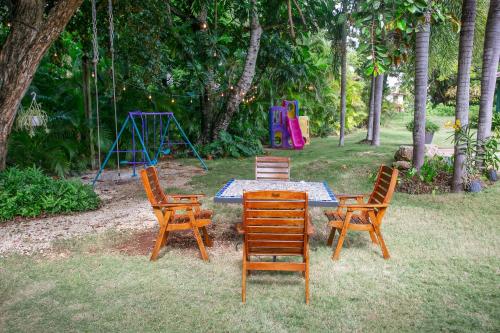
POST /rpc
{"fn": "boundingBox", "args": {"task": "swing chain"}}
[108,0,120,175]
[91,0,101,167]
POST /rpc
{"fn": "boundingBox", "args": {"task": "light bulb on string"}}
[122,86,126,91]
[171,98,175,103]
[230,85,234,90]
[221,92,224,97]
[190,99,193,104]
[91,73,95,78]
[148,95,152,100]
[7,22,11,27]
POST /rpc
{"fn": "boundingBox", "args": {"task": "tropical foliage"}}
[0,167,100,221]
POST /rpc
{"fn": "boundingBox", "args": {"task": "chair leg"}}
[161,231,169,247]
[332,228,347,260]
[374,226,390,259]
[327,228,336,246]
[150,224,168,261]
[242,248,247,303]
[201,226,213,247]
[305,258,310,304]
[369,230,378,244]
[192,227,209,261]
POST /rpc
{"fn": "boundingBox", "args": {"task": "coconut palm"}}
[413,10,432,170]
[452,0,477,192]
[476,0,500,166]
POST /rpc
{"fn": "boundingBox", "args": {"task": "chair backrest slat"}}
[255,156,290,181]
[243,191,308,256]
[368,166,398,206]
[140,167,168,206]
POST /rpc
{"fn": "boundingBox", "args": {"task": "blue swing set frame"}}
[92,111,207,186]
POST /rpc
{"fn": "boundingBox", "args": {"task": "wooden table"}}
[214,179,338,207]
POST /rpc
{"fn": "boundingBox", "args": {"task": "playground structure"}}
[269,100,309,149]
[92,111,207,186]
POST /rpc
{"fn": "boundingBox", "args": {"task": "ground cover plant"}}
[0,166,100,221]
[0,115,498,332]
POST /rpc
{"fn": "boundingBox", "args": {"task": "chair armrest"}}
[236,223,245,234]
[169,194,205,199]
[153,203,197,211]
[344,204,388,212]
[336,194,368,199]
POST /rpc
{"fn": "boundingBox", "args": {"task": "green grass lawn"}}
[1,114,499,332]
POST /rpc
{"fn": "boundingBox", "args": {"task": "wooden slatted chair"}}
[255,156,290,181]
[237,191,313,304]
[140,166,213,261]
[324,165,398,260]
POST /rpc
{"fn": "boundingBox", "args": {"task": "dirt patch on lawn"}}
[112,222,241,257]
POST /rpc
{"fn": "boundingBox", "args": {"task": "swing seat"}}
[120,160,130,165]
[161,148,171,155]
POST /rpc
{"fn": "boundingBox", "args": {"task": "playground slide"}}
[286,117,305,150]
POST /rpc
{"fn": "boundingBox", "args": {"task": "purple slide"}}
[286,116,305,150]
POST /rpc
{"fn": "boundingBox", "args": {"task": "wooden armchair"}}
[255,156,290,181]
[140,166,213,261]
[238,191,313,304]
[324,165,398,260]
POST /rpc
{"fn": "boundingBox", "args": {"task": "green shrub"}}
[407,156,453,184]
[406,119,440,134]
[0,167,100,221]
[197,131,264,159]
[428,103,455,116]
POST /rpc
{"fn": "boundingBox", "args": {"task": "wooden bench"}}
[324,165,398,260]
[140,166,213,261]
[255,156,290,181]
[238,190,312,304]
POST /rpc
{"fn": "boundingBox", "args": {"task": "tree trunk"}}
[82,55,96,170]
[371,73,384,146]
[452,0,477,192]
[476,0,500,166]
[338,0,348,147]
[413,11,431,171]
[211,0,262,140]
[0,0,83,170]
[366,74,375,141]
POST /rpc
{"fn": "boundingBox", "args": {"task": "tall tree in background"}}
[412,10,431,170]
[452,0,477,192]
[338,0,349,146]
[476,0,500,165]
[371,73,384,146]
[211,0,262,139]
[365,74,375,141]
[0,0,83,170]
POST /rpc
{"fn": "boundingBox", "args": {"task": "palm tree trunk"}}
[371,73,384,146]
[366,75,375,142]
[338,0,348,147]
[452,0,477,192]
[412,11,431,170]
[476,0,500,167]
[0,0,83,170]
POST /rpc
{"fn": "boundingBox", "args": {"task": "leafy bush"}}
[428,103,455,116]
[406,119,440,134]
[492,112,500,132]
[0,167,100,221]
[197,131,264,159]
[407,156,453,184]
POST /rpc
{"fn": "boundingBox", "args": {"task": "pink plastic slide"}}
[286,117,305,150]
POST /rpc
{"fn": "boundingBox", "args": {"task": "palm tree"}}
[413,10,432,170]
[452,0,477,192]
[371,73,384,146]
[476,0,500,166]
[339,0,349,146]
[366,74,375,142]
